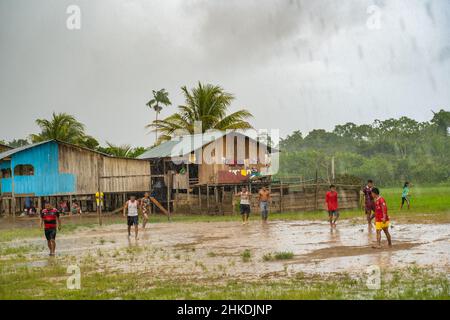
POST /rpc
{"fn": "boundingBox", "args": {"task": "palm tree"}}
[30,112,87,144]
[147,83,253,143]
[104,142,132,158]
[146,89,172,142]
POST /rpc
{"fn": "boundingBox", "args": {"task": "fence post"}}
[314,170,319,211]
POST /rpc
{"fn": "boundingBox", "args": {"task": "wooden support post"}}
[206,184,210,214]
[11,175,15,219]
[314,169,319,211]
[214,186,218,215]
[167,174,171,219]
[198,186,202,211]
[220,187,225,215]
[279,183,283,213]
[69,195,73,215]
[174,182,179,213]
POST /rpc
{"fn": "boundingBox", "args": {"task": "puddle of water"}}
[3,219,450,280]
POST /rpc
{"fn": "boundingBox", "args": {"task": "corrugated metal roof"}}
[0,140,134,161]
[0,140,51,160]
[138,131,279,160]
[138,131,227,159]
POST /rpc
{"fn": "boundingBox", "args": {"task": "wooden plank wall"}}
[58,143,151,194]
[172,185,360,215]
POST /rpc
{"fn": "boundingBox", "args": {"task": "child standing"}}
[371,187,392,249]
[325,185,339,228]
[400,182,411,210]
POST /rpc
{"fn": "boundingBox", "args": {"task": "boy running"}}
[400,182,411,210]
[237,186,251,225]
[325,184,339,228]
[258,186,271,222]
[141,192,151,229]
[40,203,61,256]
[371,187,392,249]
[123,196,140,239]
[362,180,375,228]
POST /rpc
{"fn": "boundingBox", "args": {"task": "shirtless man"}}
[258,187,271,222]
[140,192,151,229]
[362,180,375,229]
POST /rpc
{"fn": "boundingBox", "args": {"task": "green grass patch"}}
[241,249,251,262]
[262,251,294,261]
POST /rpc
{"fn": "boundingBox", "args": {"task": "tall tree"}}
[146,89,172,142]
[148,82,253,143]
[8,139,29,148]
[430,109,450,135]
[30,112,99,148]
[102,142,133,158]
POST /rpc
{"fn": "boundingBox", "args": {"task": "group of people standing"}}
[40,181,412,256]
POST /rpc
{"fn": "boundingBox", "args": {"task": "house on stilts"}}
[0,140,150,215]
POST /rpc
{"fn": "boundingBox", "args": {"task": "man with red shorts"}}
[362,179,375,228]
[371,187,392,249]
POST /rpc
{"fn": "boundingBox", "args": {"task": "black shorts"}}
[402,196,410,205]
[328,210,339,217]
[240,204,250,215]
[44,229,57,240]
[127,216,139,226]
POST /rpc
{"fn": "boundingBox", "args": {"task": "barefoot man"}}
[123,195,140,239]
[325,184,339,228]
[362,180,375,228]
[141,192,151,229]
[372,187,392,249]
[237,186,251,225]
[40,203,61,256]
[258,186,271,222]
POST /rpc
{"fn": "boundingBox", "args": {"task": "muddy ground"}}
[2,217,449,282]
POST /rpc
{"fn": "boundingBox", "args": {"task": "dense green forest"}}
[1,104,449,187]
[278,109,450,186]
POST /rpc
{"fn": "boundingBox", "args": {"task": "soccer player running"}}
[123,195,140,239]
[237,186,251,225]
[141,192,151,229]
[325,184,339,228]
[258,186,271,222]
[371,187,392,249]
[400,182,411,210]
[40,203,61,256]
[362,179,375,229]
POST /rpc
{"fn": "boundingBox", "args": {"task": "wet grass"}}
[263,251,294,261]
[241,249,251,262]
[0,258,448,300]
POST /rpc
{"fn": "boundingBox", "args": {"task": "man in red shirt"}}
[40,203,61,256]
[325,185,339,228]
[371,187,392,249]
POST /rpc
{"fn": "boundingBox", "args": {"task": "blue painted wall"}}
[0,141,76,196]
[0,160,11,193]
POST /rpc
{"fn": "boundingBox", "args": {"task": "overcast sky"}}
[1,0,449,147]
